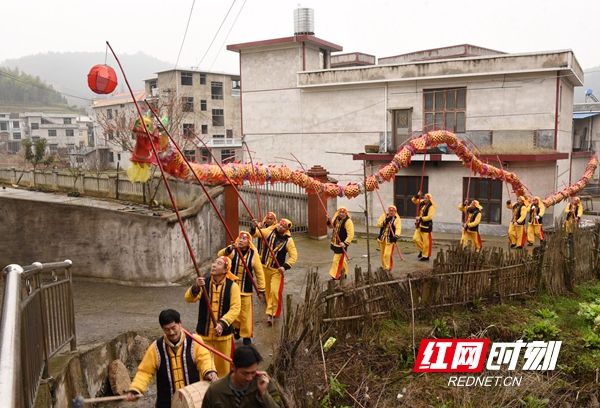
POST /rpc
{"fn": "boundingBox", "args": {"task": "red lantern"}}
[87,64,118,94]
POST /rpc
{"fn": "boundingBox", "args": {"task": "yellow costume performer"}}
[184,256,241,377]
[376,205,401,270]
[327,206,354,279]
[218,231,265,346]
[412,193,436,261]
[459,200,483,251]
[507,196,528,248]
[251,218,297,325]
[564,197,583,234]
[527,196,546,245]
[127,309,216,407]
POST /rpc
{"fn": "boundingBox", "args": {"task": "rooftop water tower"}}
[294,7,314,35]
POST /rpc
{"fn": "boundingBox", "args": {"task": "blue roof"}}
[573,112,600,119]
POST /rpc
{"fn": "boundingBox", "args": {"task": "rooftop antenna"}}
[585,89,599,103]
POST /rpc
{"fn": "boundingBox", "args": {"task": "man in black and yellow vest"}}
[506,196,528,248]
[376,205,401,270]
[327,206,355,280]
[527,196,546,245]
[218,231,265,346]
[412,192,436,261]
[126,309,217,407]
[185,256,241,377]
[251,218,297,326]
[458,199,483,251]
[564,196,584,235]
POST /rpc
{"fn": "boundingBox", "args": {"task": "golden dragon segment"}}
[127,120,598,209]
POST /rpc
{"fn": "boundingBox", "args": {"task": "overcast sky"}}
[3,0,599,73]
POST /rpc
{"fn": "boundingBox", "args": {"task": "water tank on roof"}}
[294,8,314,35]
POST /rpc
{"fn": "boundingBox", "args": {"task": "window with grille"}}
[394,176,429,218]
[63,118,72,125]
[424,88,466,133]
[211,82,223,100]
[200,74,206,85]
[201,100,207,111]
[212,109,224,126]
[31,123,39,130]
[66,130,74,137]
[48,130,57,137]
[13,132,21,140]
[462,178,502,224]
[181,72,193,86]
[201,125,208,134]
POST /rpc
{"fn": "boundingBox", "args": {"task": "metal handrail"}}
[0,260,75,408]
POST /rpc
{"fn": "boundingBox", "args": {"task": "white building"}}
[227,13,585,235]
[143,69,241,164]
[20,112,90,156]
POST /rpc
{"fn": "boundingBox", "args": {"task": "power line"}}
[174,0,196,71]
[209,0,248,72]
[194,0,238,71]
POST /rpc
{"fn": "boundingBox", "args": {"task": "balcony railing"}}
[204,138,242,148]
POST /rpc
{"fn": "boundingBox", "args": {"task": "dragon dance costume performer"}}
[564,197,584,234]
[376,205,401,270]
[184,256,241,377]
[507,196,528,248]
[459,200,483,251]
[250,218,297,325]
[527,196,546,245]
[412,193,436,261]
[127,309,217,407]
[327,206,354,280]
[218,231,265,346]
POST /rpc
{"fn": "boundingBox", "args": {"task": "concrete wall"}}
[0,187,227,285]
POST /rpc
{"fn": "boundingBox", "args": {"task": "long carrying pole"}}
[145,109,261,296]
[106,42,218,326]
[290,154,350,266]
[182,328,233,363]
[192,134,284,272]
[374,187,403,261]
[192,133,288,316]
[243,141,263,221]
[415,150,427,225]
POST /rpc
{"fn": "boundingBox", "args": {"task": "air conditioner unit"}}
[151,88,159,97]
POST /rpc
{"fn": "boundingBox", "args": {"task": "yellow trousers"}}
[565,219,577,235]
[508,223,526,247]
[460,230,482,251]
[413,229,432,258]
[378,240,394,270]
[329,253,348,279]
[200,333,233,378]
[527,223,545,243]
[264,266,283,317]
[234,294,254,339]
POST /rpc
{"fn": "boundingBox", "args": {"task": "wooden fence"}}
[273,222,600,393]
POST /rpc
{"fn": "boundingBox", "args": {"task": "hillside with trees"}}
[1,52,174,108]
[0,67,72,112]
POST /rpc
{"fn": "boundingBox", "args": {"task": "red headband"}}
[218,256,229,267]
[239,232,250,239]
[266,212,276,218]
